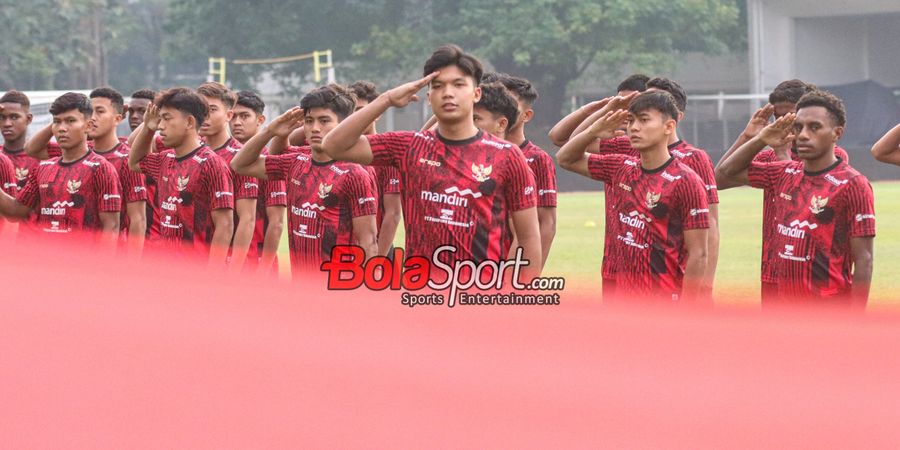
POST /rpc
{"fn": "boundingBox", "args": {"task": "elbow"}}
[557,154,575,172]
[548,129,566,147]
[871,146,890,163]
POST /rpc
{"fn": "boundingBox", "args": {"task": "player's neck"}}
[803,148,838,173]
[92,132,119,152]
[175,133,203,157]
[639,144,672,171]
[667,129,680,145]
[2,135,26,151]
[204,129,231,150]
[60,142,90,163]
[310,147,332,163]
[436,120,479,141]
[506,125,526,146]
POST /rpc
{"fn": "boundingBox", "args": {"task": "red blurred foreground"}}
[2,232,900,449]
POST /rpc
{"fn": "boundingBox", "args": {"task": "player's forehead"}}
[231,104,256,116]
[201,95,226,109]
[795,105,831,125]
[129,98,151,108]
[431,65,474,85]
[0,102,27,114]
[305,107,339,120]
[52,109,85,120]
[158,106,186,118]
[91,97,114,108]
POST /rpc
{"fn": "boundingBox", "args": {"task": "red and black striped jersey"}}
[520,140,557,208]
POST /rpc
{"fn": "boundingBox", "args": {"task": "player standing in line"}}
[229,90,287,273]
[557,91,709,302]
[231,85,378,277]
[128,88,235,266]
[716,79,850,301]
[321,45,542,282]
[716,90,874,306]
[0,93,121,242]
[0,91,37,191]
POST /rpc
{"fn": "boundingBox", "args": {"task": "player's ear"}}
[26,112,33,124]
[833,125,844,142]
[677,110,685,122]
[473,86,482,103]
[257,114,266,126]
[522,109,534,124]
[226,109,234,121]
[498,117,509,134]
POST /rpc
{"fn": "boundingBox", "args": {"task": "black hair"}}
[348,80,379,103]
[90,87,125,114]
[617,74,650,93]
[0,90,31,109]
[235,90,265,116]
[498,75,538,106]
[299,84,357,120]
[130,89,157,102]
[476,82,520,128]
[797,89,847,127]
[197,82,236,109]
[769,79,815,105]
[646,77,687,113]
[49,92,92,118]
[154,87,208,129]
[628,91,680,122]
[423,44,484,86]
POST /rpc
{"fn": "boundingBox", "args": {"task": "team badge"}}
[809,196,829,215]
[66,179,82,194]
[645,191,661,210]
[318,182,333,199]
[472,164,492,182]
[15,167,28,181]
[177,175,190,192]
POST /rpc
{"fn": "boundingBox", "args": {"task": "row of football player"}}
[2,44,899,303]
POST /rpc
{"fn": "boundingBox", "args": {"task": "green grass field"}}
[280,182,900,306]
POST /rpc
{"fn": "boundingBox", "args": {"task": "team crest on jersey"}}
[645,191,661,210]
[66,179,82,194]
[15,167,28,181]
[809,196,829,215]
[177,175,190,192]
[318,182,333,199]
[472,164,493,182]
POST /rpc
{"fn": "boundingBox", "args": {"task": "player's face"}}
[200,96,232,137]
[772,101,796,119]
[0,102,31,144]
[427,65,481,124]
[473,106,506,139]
[644,87,685,122]
[507,92,532,133]
[88,97,122,141]
[793,106,843,161]
[304,107,341,151]
[626,108,674,151]
[229,105,262,144]
[51,109,89,151]
[128,98,151,131]
[157,106,193,148]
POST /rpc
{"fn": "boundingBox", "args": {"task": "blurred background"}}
[2,0,899,188]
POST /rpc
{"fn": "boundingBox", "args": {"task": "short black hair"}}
[130,89,157,102]
[300,84,356,120]
[646,77,687,113]
[0,90,31,109]
[476,82,520,129]
[769,79,815,105]
[49,92,92,118]
[235,90,265,116]
[90,87,125,114]
[154,87,208,129]
[481,71,504,84]
[797,89,846,127]
[348,81,379,103]
[628,91,679,122]
[617,74,650,94]
[497,75,538,106]
[423,44,484,87]
[197,81,236,109]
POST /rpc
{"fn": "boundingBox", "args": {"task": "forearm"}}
[0,191,30,219]
[233,128,272,172]
[557,128,596,172]
[267,134,289,156]
[208,214,234,265]
[682,254,708,302]
[872,123,900,164]
[716,132,753,171]
[323,94,390,156]
[538,208,557,267]
[24,125,53,159]
[517,232,543,282]
[549,106,593,146]
[129,125,155,171]
[705,217,719,296]
[851,258,873,307]
[229,217,255,271]
[377,215,400,256]
[260,207,285,269]
[715,136,767,187]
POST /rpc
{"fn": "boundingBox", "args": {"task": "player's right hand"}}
[386,72,440,108]
[742,103,774,140]
[143,104,160,131]
[588,109,630,141]
[758,112,796,148]
[269,107,305,137]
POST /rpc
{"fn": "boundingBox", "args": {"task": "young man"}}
[127,89,156,132]
[472,82,519,140]
[229,90,287,273]
[557,91,709,302]
[716,90,874,306]
[490,74,558,267]
[231,85,378,277]
[128,88,235,265]
[321,45,542,282]
[716,79,850,301]
[0,91,36,190]
[0,93,121,238]
[196,82,257,271]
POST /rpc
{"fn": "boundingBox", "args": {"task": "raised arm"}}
[871,123,900,166]
[322,72,438,165]
[557,109,629,178]
[24,124,54,160]
[715,104,774,176]
[548,98,610,146]
[715,113,796,187]
[128,104,160,173]
[232,107,305,179]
